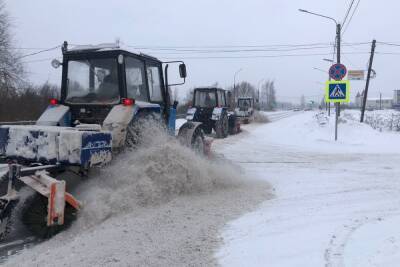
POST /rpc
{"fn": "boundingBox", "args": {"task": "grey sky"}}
[5,0,400,103]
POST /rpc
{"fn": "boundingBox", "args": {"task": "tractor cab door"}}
[145,61,167,117]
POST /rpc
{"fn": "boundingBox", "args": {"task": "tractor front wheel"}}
[22,193,77,239]
[191,127,205,154]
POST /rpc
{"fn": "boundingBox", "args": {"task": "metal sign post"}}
[325,79,350,141]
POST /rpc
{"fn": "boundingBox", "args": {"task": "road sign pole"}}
[335,102,339,141]
[326,80,350,141]
[336,23,341,120]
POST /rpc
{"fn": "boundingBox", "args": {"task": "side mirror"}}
[179,64,187,79]
[51,59,62,69]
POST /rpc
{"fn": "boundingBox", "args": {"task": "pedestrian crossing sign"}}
[325,80,350,103]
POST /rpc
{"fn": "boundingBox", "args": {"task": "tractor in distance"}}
[0,41,208,240]
[234,97,255,124]
[186,87,240,138]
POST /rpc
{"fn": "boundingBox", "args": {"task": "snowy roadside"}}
[215,111,400,266]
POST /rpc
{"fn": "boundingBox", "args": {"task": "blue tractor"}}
[0,42,207,240]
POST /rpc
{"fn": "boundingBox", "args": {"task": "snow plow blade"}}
[0,125,112,167]
[0,164,81,240]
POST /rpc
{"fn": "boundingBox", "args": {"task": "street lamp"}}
[323,58,334,63]
[298,9,340,64]
[299,8,341,140]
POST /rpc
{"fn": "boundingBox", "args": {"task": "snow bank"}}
[344,109,400,132]
[259,111,400,154]
[5,119,243,266]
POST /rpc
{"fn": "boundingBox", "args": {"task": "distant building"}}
[354,90,393,109]
[365,98,392,109]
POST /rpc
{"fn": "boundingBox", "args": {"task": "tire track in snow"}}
[324,211,400,267]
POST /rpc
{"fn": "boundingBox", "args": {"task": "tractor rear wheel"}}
[21,193,77,239]
[215,113,229,138]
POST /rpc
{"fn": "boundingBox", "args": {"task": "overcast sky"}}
[5,0,400,103]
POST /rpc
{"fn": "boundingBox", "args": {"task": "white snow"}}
[256,110,400,154]
[36,105,70,126]
[1,125,111,165]
[5,110,400,266]
[4,121,269,267]
[215,111,400,266]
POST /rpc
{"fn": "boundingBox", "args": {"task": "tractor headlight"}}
[186,108,196,120]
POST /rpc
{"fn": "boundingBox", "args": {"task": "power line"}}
[129,42,332,49]
[20,57,61,64]
[16,45,61,60]
[343,0,355,27]
[144,45,337,54]
[128,41,369,51]
[377,41,400,47]
[11,47,52,50]
[158,51,371,60]
[342,0,361,34]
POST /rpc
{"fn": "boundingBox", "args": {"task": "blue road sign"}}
[325,80,350,103]
[329,64,347,81]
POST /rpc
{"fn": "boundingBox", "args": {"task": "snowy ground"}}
[344,109,400,133]
[4,110,400,266]
[215,110,400,266]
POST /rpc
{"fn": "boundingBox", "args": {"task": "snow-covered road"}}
[215,111,400,266]
[4,110,400,266]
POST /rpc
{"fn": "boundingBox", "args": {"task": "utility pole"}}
[360,39,376,123]
[379,92,382,110]
[334,23,341,141]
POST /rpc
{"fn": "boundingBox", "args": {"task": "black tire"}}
[21,193,77,239]
[191,127,205,154]
[0,171,24,241]
[215,113,229,138]
[125,113,162,149]
[229,122,238,135]
[125,123,139,149]
[0,198,13,241]
[201,124,212,135]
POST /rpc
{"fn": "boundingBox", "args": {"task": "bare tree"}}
[260,80,277,111]
[0,0,24,92]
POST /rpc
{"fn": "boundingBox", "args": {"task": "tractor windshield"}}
[238,98,252,109]
[65,58,120,104]
[194,91,217,108]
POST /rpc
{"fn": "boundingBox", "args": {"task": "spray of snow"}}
[72,119,241,230]
[253,111,269,123]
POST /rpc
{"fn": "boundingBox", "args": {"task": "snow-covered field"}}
[215,110,400,266]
